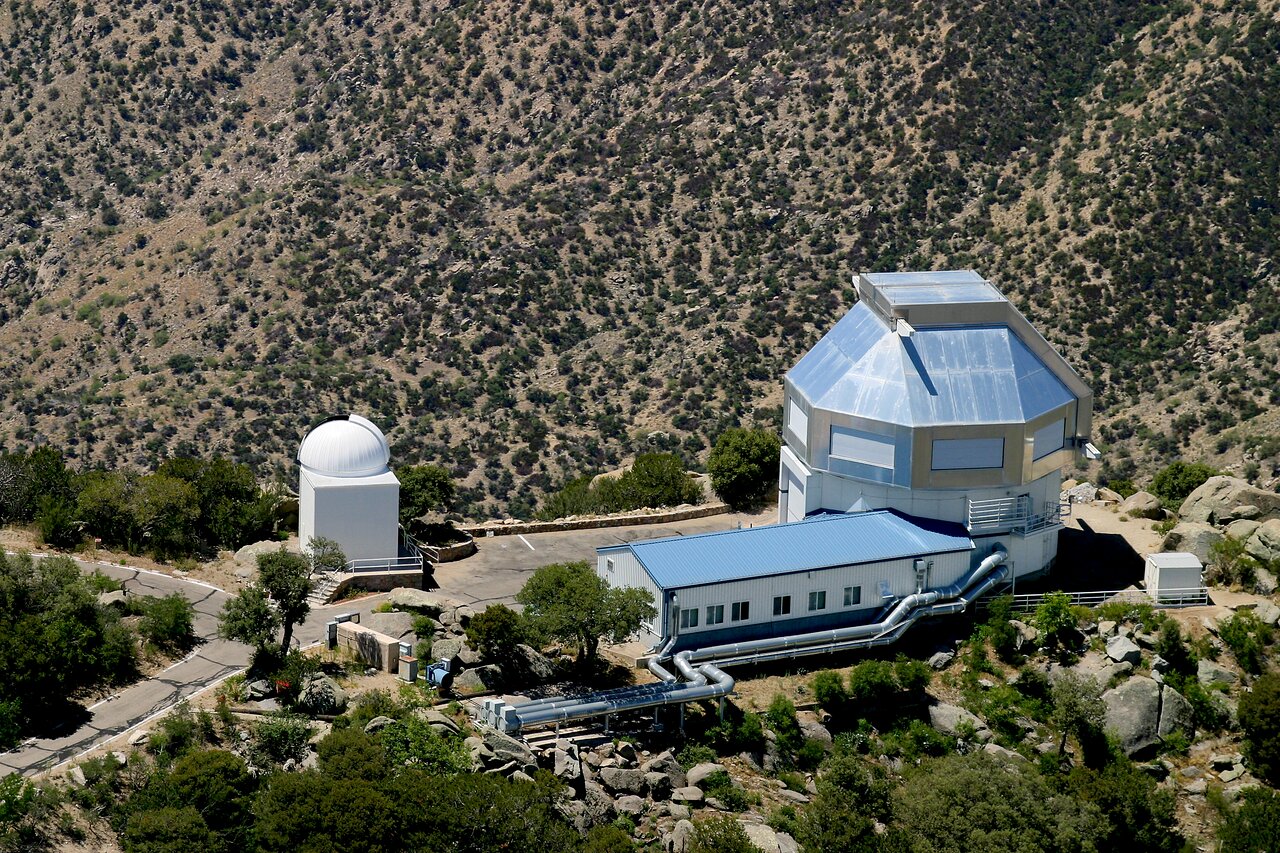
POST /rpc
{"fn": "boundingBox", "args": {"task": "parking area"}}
[430,506,777,609]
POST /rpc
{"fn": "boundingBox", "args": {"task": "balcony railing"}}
[977,586,1210,612]
[967,496,1068,535]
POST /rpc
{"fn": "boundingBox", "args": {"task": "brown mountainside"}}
[1,0,1278,518]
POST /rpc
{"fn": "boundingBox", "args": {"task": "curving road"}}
[0,556,384,778]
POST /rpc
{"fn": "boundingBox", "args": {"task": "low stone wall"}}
[329,570,424,601]
[336,622,400,673]
[461,502,729,538]
[433,536,477,562]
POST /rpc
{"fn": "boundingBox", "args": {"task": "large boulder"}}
[1161,522,1223,563]
[430,638,465,670]
[388,587,456,614]
[1121,491,1164,520]
[1244,519,1280,564]
[1197,659,1237,688]
[1103,677,1162,757]
[1158,687,1194,741]
[507,644,556,684]
[1225,519,1262,542]
[481,728,536,767]
[96,590,128,610]
[362,611,417,640]
[297,674,348,715]
[1180,476,1280,525]
[741,823,783,853]
[1254,600,1280,627]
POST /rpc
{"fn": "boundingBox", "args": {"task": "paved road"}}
[432,507,777,608]
[0,556,386,777]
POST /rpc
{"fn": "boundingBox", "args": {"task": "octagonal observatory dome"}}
[786,271,1087,428]
[297,414,391,477]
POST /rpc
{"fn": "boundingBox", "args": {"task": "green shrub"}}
[1218,611,1273,674]
[796,738,828,771]
[883,718,954,761]
[811,670,847,708]
[677,744,718,769]
[893,656,931,692]
[1150,461,1216,506]
[765,694,804,763]
[1033,592,1078,655]
[845,660,897,703]
[249,713,314,768]
[1217,787,1280,852]
[465,603,527,664]
[1238,672,1280,786]
[139,592,195,652]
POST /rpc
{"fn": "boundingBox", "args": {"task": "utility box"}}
[399,656,418,683]
[1145,552,1203,603]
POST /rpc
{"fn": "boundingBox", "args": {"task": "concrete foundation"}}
[337,622,401,673]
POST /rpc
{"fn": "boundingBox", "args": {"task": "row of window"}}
[679,586,863,629]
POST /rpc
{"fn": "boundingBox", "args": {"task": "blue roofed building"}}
[600,510,975,650]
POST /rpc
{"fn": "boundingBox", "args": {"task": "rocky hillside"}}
[2,0,1278,518]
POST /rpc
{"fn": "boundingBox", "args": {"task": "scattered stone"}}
[127,729,149,747]
[669,819,695,853]
[1201,616,1219,636]
[1010,620,1039,650]
[415,708,461,735]
[641,750,687,788]
[1097,487,1123,503]
[453,664,503,692]
[1157,686,1194,741]
[599,767,645,795]
[615,794,645,817]
[431,638,465,669]
[1255,567,1278,597]
[668,804,691,821]
[687,762,728,788]
[1220,766,1245,783]
[96,590,128,610]
[69,766,87,787]
[928,650,955,670]
[1225,519,1262,542]
[1197,659,1237,688]
[645,771,673,801]
[364,715,395,734]
[1150,655,1171,675]
[1254,600,1280,627]
[583,781,616,824]
[297,674,348,715]
[1121,491,1164,520]
[616,740,638,765]
[799,720,833,747]
[1065,482,1098,503]
[1209,753,1237,770]
[981,742,1028,763]
[510,770,534,784]
[1223,783,1260,803]
[1133,631,1157,649]
[245,679,272,700]
[672,786,704,805]
[1097,620,1117,637]
[777,832,800,853]
[1184,778,1207,796]
[776,788,810,804]
[110,751,128,766]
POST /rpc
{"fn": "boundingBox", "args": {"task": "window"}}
[808,590,827,611]
[788,398,808,447]
[1032,418,1066,460]
[605,558,615,573]
[731,601,750,622]
[773,595,791,616]
[829,426,895,469]
[680,608,698,630]
[931,437,1004,470]
[706,605,725,626]
[843,586,862,607]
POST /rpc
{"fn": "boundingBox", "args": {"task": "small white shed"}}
[1144,552,1203,603]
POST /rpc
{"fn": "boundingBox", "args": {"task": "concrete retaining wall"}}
[461,502,729,538]
[329,570,424,601]
[336,622,400,673]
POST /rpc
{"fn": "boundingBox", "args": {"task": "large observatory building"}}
[297,414,401,566]
[596,271,1093,652]
[779,270,1093,577]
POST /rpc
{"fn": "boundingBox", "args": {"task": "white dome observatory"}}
[298,415,401,566]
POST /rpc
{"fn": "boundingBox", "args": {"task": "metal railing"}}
[977,586,1210,613]
[342,553,424,574]
[967,496,1068,535]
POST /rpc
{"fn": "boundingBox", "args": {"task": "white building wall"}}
[301,471,400,563]
[666,550,972,638]
[598,550,664,644]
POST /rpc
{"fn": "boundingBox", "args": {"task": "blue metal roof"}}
[786,304,1076,426]
[603,511,974,590]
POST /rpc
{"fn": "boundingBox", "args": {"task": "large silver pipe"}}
[511,663,735,729]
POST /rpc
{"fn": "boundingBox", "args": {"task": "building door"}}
[785,469,805,523]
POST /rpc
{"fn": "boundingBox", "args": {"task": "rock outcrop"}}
[1160,522,1222,563]
[1121,490,1164,519]
[1102,676,1194,756]
[1179,476,1280,526]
